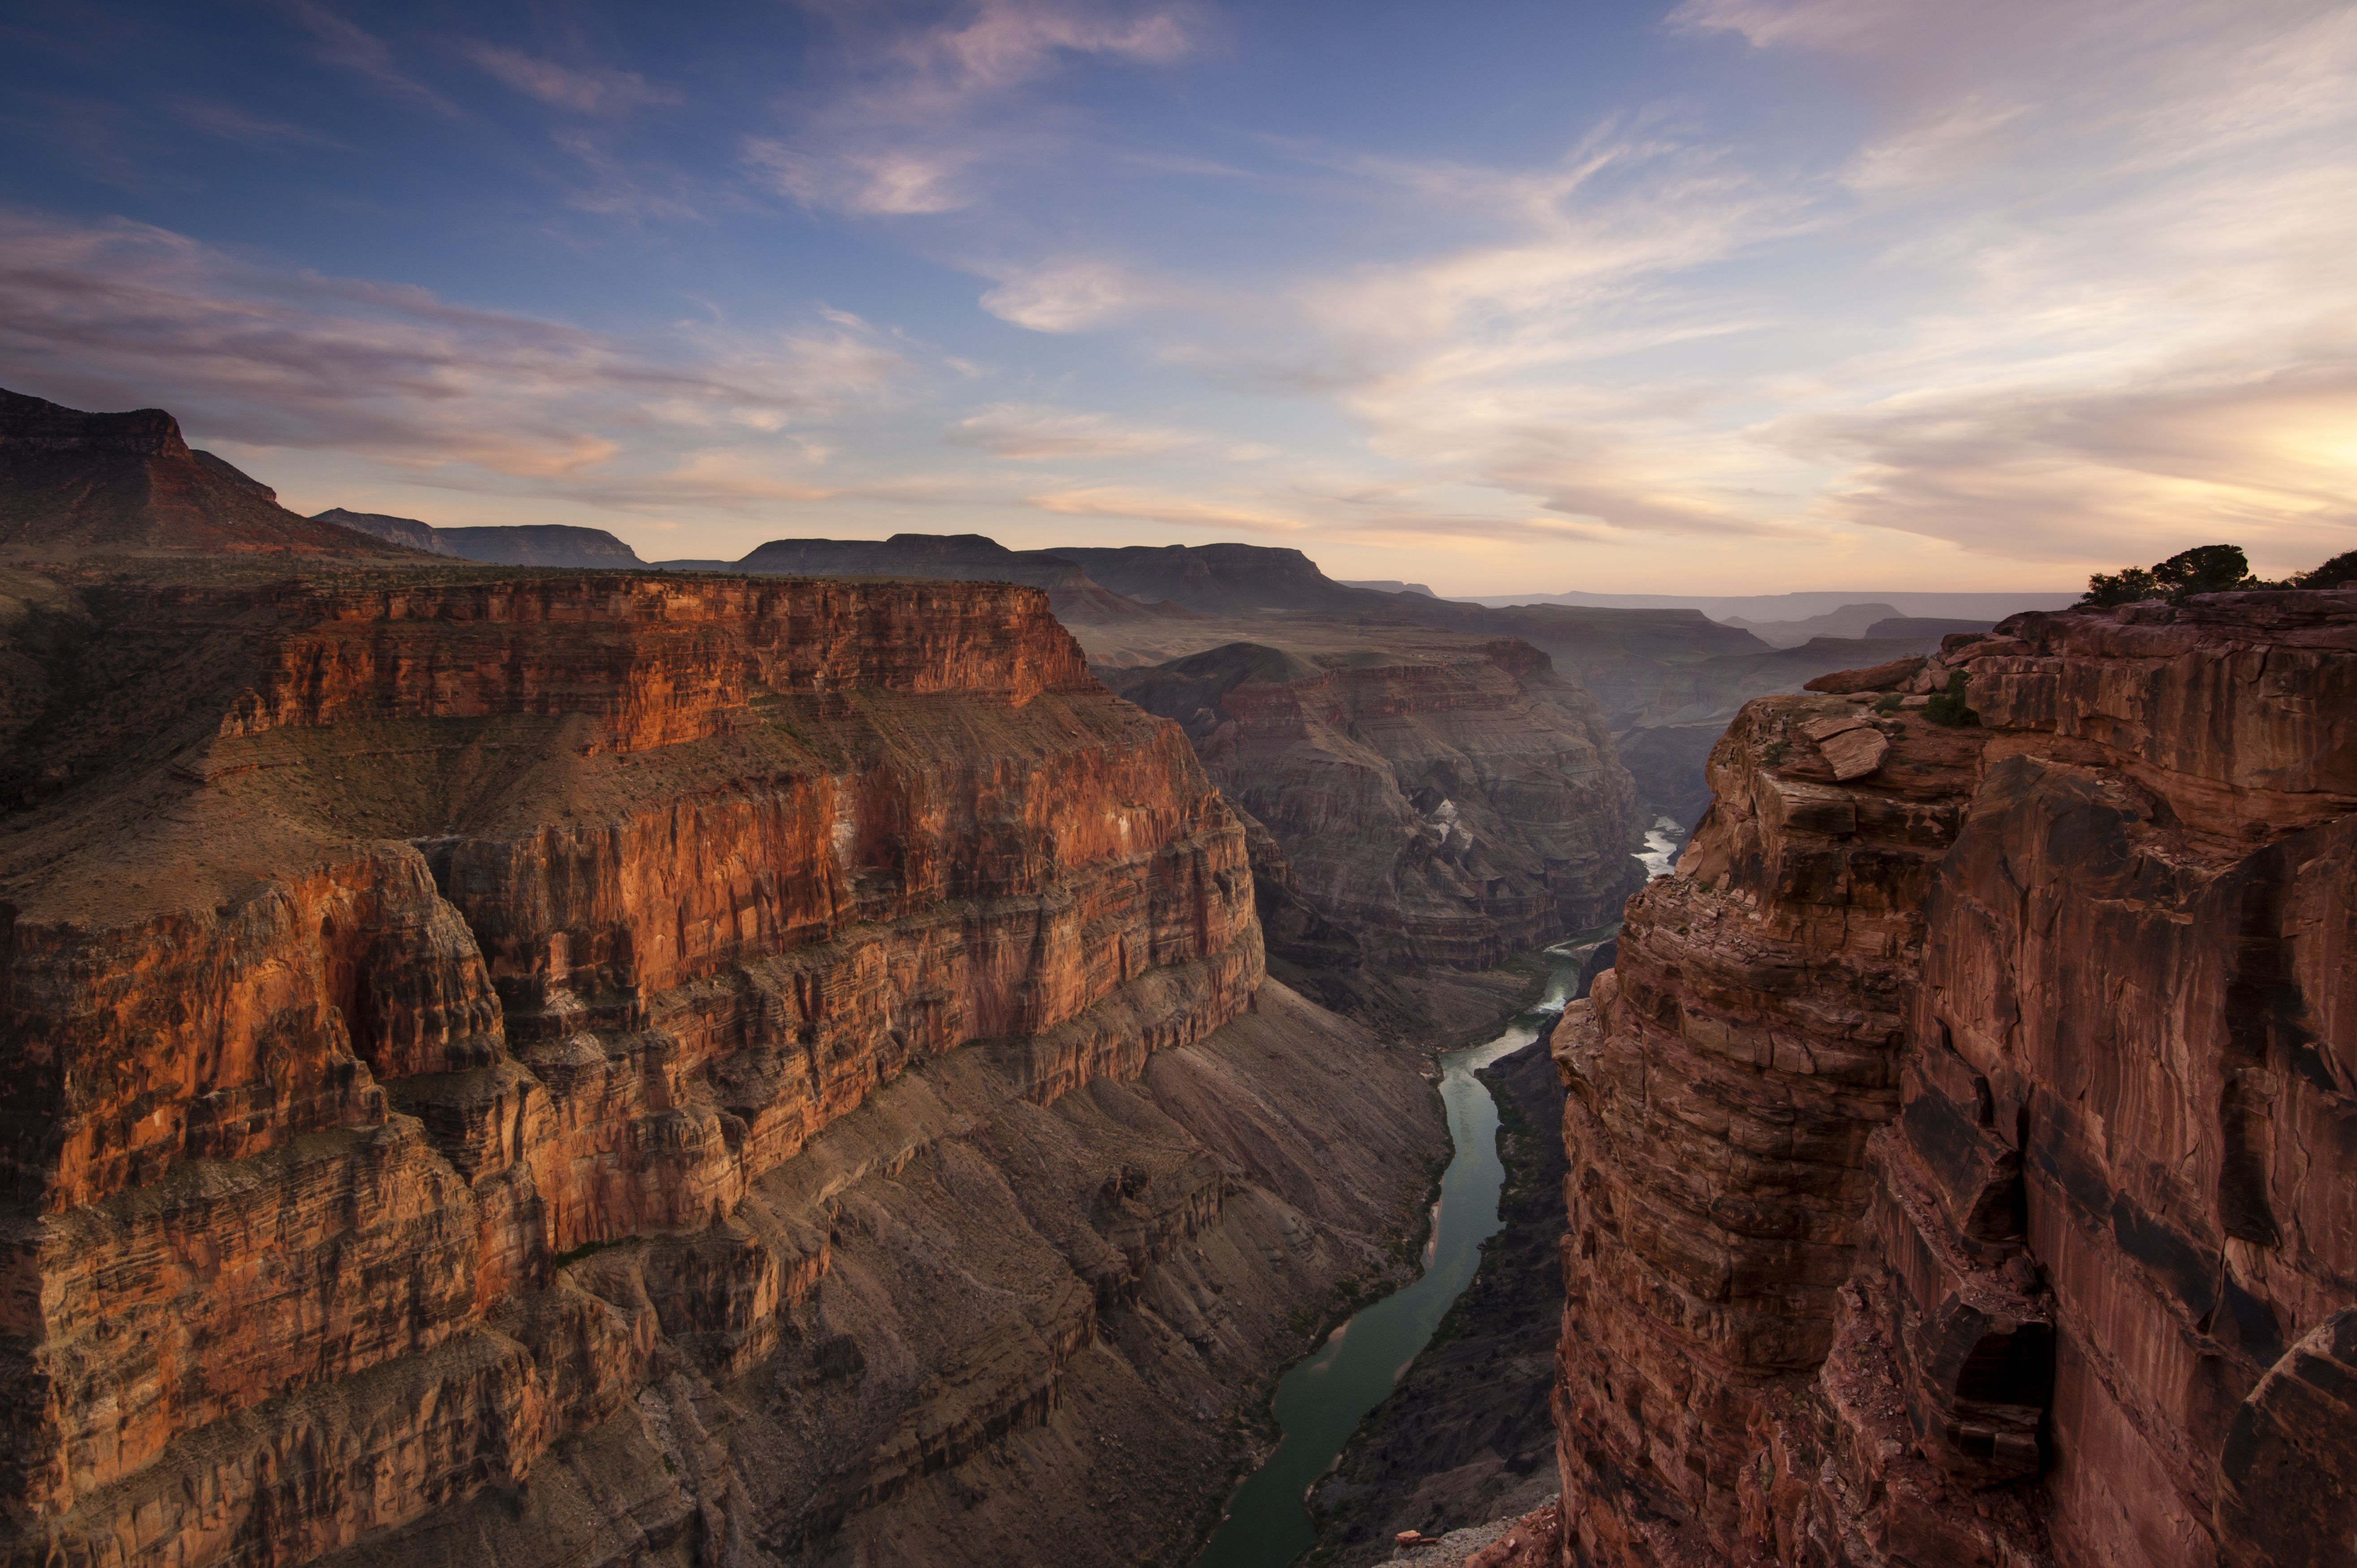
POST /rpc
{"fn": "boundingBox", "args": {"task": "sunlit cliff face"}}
[1,0,2351,591]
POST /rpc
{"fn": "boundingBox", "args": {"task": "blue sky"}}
[2,0,2351,593]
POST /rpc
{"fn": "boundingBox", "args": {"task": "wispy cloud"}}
[462,43,677,116]
[947,402,1193,457]
[284,2,458,114]
[1030,485,1310,534]
[745,140,975,216]
[0,208,910,480]
[745,0,1200,218]
[978,258,1162,332]
[1070,0,2357,569]
[170,98,340,149]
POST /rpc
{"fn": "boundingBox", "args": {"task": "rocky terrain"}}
[0,391,1452,1568]
[1545,591,2357,1567]
[1104,634,1644,1030]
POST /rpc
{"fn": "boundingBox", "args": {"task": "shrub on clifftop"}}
[2083,544,2258,606]
[2084,544,2357,604]
[2290,550,2357,590]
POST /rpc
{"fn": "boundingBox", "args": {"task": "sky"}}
[1,0,2351,595]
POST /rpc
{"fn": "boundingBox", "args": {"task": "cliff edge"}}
[1547,591,2357,1567]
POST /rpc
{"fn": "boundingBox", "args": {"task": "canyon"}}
[0,392,1458,1568]
[1545,590,2357,1566]
[1103,634,1642,1034]
[1046,543,2002,832]
[24,380,2338,1568]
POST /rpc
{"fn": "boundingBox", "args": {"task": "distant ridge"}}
[1719,601,1904,648]
[313,508,452,556]
[666,533,1158,623]
[0,387,417,560]
[312,508,643,568]
[1458,587,2081,619]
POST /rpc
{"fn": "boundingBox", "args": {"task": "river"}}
[1187,941,1600,1568]
[1636,814,1686,879]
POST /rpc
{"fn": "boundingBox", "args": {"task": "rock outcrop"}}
[1105,635,1644,1006]
[1,389,420,561]
[1546,591,2357,1567]
[0,551,1438,1568]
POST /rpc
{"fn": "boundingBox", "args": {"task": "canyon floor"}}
[1306,1034,1571,1564]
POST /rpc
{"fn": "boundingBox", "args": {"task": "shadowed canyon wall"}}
[0,565,1446,1568]
[1546,592,2357,1566]
[1105,636,1645,1026]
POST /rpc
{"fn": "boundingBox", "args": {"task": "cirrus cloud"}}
[946,401,1194,457]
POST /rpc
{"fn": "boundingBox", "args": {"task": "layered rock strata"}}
[0,570,1340,1568]
[1547,592,2357,1567]
[1108,638,1645,986]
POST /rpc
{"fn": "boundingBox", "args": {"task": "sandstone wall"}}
[1546,591,2357,1567]
[1110,637,1644,978]
[0,573,1278,1566]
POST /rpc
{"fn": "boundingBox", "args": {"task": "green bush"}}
[1925,671,1978,727]
[2083,565,2160,607]
[2083,543,2257,606]
[2290,549,2357,590]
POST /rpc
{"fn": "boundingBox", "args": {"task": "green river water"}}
[1186,939,1604,1568]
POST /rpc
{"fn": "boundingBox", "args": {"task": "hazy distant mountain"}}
[1338,578,1438,596]
[435,525,643,567]
[1035,540,2008,827]
[1864,615,1998,641]
[312,508,453,556]
[663,533,1157,623]
[1047,543,1414,617]
[1718,602,1904,648]
[1459,587,2080,619]
[311,509,643,568]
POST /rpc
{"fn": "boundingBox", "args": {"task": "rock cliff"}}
[1546,591,2357,1567]
[0,557,1439,1567]
[1105,634,1644,1018]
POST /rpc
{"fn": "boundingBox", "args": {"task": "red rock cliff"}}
[0,571,1265,1565]
[1546,591,2357,1567]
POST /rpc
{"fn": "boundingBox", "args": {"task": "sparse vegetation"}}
[2081,543,2357,605]
[2083,543,2258,605]
[2290,550,2357,590]
[1924,671,1979,728]
[552,1238,621,1269]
